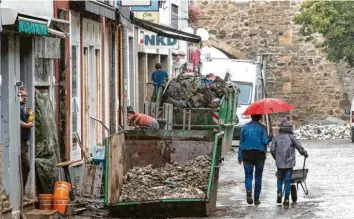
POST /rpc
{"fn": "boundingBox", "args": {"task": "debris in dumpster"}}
[119,155,212,202]
[161,74,232,108]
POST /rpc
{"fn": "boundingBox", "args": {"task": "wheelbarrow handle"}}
[303,157,307,171]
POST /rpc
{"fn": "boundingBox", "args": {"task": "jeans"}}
[148,119,160,129]
[243,160,265,200]
[277,168,293,199]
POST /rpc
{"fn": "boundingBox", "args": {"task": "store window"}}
[34,58,55,111]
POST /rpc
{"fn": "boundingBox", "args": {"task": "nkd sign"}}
[143,34,178,49]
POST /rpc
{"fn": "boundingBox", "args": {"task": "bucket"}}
[38,194,53,210]
[53,181,71,200]
[53,198,69,214]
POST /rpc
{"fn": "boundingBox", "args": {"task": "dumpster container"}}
[104,130,224,218]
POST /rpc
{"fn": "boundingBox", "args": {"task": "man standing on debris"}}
[238,114,273,205]
[19,87,34,198]
[151,63,168,102]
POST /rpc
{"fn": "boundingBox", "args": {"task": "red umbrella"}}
[243,98,294,115]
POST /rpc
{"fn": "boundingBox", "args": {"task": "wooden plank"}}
[25,209,59,219]
[163,104,168,130]
[168,104,173,130]
[144,102,150,115]
[108,132,125,203]
[182,109,186,130]
[57,159,82,167]
[188,110,191,130]
[92,166,103,198]
[81,164,96,197]
[150,102,156,118]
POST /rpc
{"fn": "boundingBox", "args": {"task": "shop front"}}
[0,5,68,217]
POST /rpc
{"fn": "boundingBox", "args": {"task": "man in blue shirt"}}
[19,87,34,196]
[238,114,272,205]
[151,63,168,102]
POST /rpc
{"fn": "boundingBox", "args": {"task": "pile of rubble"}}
[294,117,350,140]
[119,155,211,202]
[161,74,234,108]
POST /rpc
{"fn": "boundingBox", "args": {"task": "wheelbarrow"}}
[275,157,309,202]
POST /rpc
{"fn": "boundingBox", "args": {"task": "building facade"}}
[1,0,69,217]
[0,0,200,217]
[132,0,198,113]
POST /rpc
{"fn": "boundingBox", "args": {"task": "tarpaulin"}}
[35,89,58,194]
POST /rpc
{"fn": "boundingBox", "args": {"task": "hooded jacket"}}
[270,120,306,169]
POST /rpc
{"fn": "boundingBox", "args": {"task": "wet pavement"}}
[201,139,354,219]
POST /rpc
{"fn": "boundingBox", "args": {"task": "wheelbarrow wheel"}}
[291,185,297,202]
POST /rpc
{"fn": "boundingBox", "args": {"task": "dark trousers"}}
[21,140,30,192]
[277,168,293,199]
[243,160,265,201]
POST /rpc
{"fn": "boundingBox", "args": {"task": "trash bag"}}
[34,89,58,194]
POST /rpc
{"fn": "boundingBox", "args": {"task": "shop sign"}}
[134,11,159,24]
[121,0,151,7]
[131,0,159,11]
[143,33,178,49]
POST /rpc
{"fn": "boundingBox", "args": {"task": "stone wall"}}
[197,0,353,123]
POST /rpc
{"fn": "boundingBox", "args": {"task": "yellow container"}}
[28,109,34,123]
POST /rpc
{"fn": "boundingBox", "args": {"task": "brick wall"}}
[197,0,352,123]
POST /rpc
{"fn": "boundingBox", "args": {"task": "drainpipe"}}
[122,26,128,129]
[110,22,117,134]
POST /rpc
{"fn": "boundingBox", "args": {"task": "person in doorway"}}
[270,120,308,206]
[127,106,159,129]
[151,63,168,102]
[238,114,273,205]
[19,87,34,199]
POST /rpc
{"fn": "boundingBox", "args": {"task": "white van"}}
[200,57,267,139]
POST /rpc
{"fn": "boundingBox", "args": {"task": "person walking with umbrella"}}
[239,97,295,205]
[238,114,273,205]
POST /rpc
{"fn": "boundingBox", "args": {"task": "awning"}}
[134,18,201,43]
[1,8,69,38]
[70,0,116,20]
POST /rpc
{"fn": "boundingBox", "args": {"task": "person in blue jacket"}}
[151,63,168,102]
[238,114,273,205]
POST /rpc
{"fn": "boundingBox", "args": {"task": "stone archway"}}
[203,37,248,60]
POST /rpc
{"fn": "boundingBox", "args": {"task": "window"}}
[95,49,102,145]
[171,4,179,29]
[71,45,80,135]
[234,82,253,105]
[34,58,55,111]
[35,58,51,83]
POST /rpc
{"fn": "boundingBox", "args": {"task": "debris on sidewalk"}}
[294,119,350,140]
[119,155,211,202]
[64,198,109,218]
